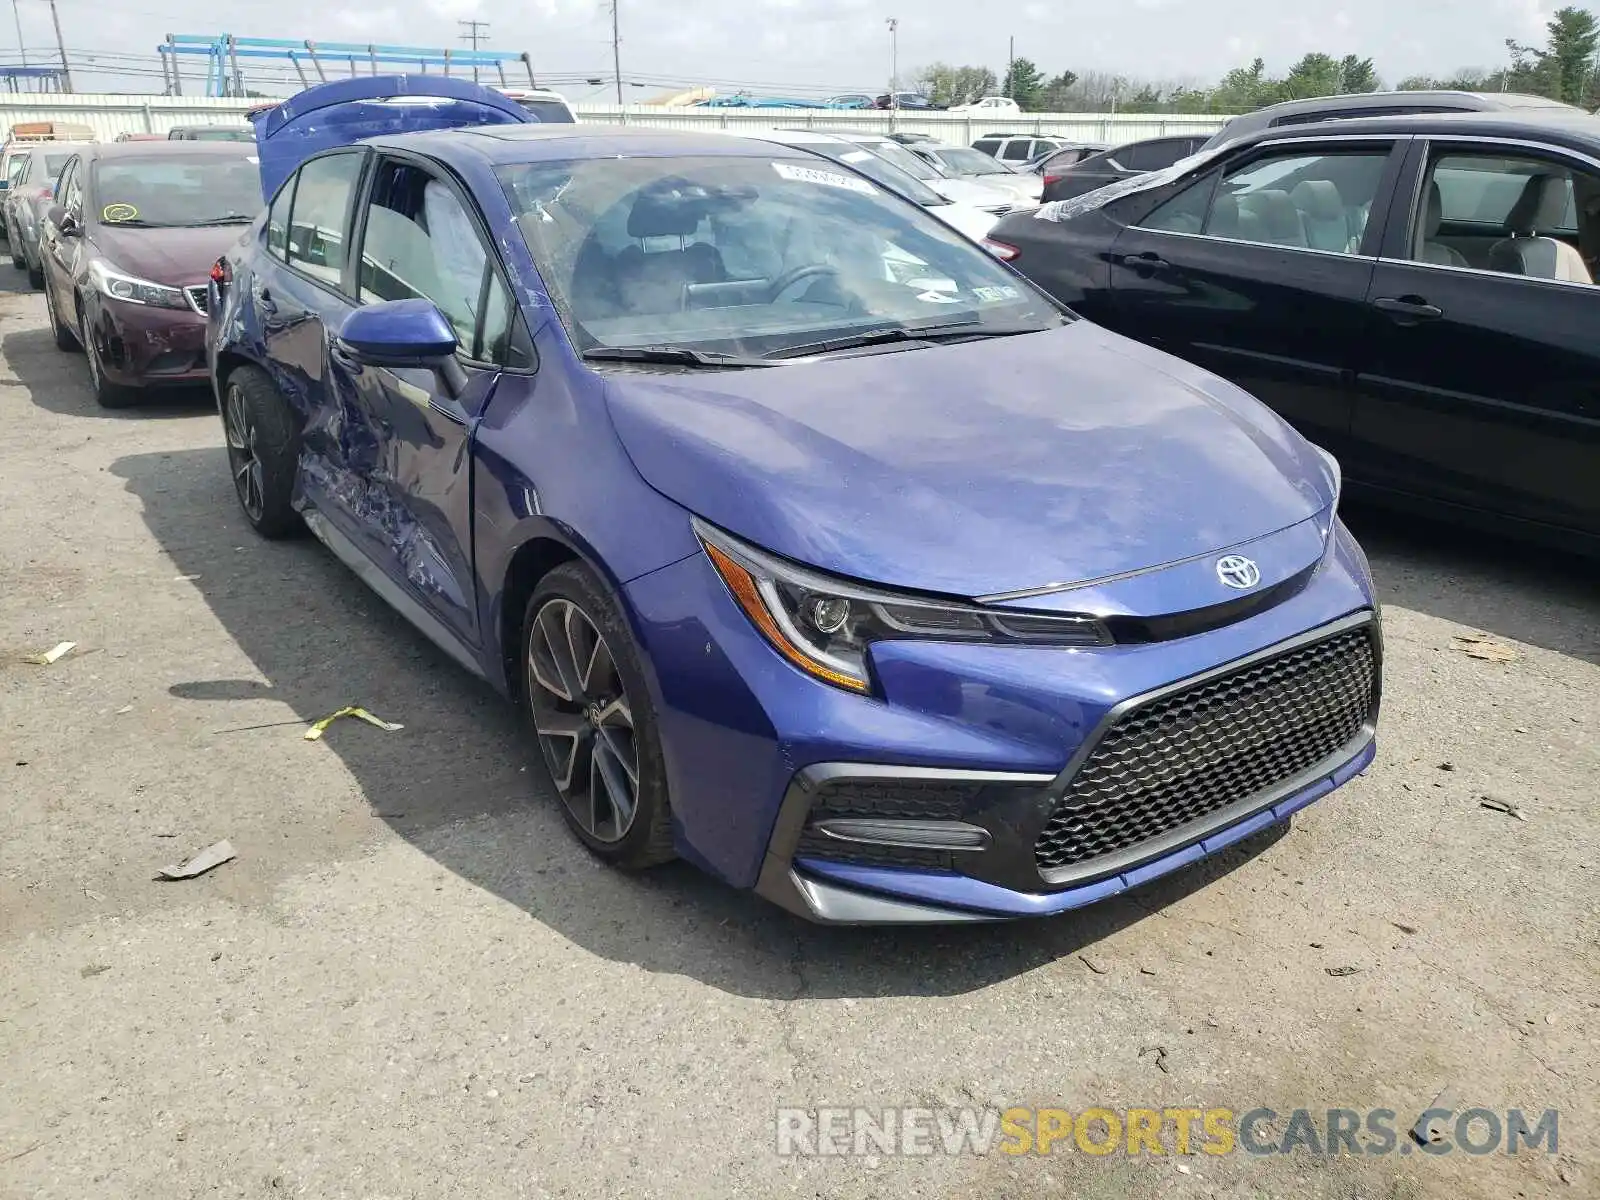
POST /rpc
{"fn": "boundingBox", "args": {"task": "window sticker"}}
[972,284,1020,303]
[771,161,876,195]
[102,203,138,223]
[916,289,962,303]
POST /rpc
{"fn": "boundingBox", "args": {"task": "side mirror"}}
[49,205,80,237]
[335,299,467,398]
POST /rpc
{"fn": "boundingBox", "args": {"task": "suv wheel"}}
[523,562,675,870]
[222,365,302,538]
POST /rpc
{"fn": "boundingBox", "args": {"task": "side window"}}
[1139,172,1217,234]
[7,154,29,187]
[1123,140,1191,172]
[1000,140,1032,162]
[266,177,293,261]
[1413,150,1596,285]
[57,159,81,212]
[1207,148,1390,252]
[287,152,363,286]
[972,139,1001,156]
[358,159,501,358]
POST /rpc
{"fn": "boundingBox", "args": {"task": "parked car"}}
[949,96,1023,117]
[1200,90,1583,151]
[1027,141,1109,173]
[206,75,1381,925]
[4,142,91,285]
[0,147,27,246]
[167,124,255,143]
[874,91,939,110]
[809,128,1020,213]
[825,94,877,109]
[990,109,1600,553]
[496,88,578,123]
[886,131,940,145]
[37,142,261,406]
[739,129,1001,243]
[114,133,169,143]
[907,142,1043,203]
[972,133,1064,165]
[1041,135,1210,202]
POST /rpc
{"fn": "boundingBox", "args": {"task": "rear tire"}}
[523,561,675,870]
[221,365,301,538]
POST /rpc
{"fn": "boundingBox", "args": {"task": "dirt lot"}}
[1,270,1596,1200]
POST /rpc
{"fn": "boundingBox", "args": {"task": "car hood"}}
[89,223,242,287]
[926,200,998,241]
[927,177,1017,210]
[978,172,1044,202]
[603,322,1335,598]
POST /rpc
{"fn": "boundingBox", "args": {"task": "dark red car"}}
[38,142,260,407]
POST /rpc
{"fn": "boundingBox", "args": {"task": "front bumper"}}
[87,293,210,387]
[623,520,1381,924]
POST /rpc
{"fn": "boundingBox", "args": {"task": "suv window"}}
[287,152,363,286]
[1142,147,1390,252]
[1118,139,1191,172]
[1412,149,1597,284]
[999,139,1032,162]
[972,138,1002,156]
[358,159,521,363]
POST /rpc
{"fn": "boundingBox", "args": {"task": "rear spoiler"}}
[251,73,532,201]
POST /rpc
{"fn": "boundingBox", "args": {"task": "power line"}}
[458,19,488,85]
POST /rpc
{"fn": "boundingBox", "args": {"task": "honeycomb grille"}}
[1035,626,1376,873]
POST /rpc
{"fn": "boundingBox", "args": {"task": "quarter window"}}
[1412,150,1597,285]
[57,158,81,213]
[1142,148,1390,253]
[266,177,292,261]
[287,152,363,285]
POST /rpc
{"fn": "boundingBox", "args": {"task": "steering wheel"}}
[767,263,840,303]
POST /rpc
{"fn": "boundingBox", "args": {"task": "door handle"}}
[1119,251,1169,271]
[1373,295,1443,322]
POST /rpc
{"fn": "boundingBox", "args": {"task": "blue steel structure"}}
[157,34,538,98]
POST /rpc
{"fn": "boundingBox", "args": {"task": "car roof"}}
[1240,108,1600,150]
[81,140,258,161]
[1242,89,1580,121]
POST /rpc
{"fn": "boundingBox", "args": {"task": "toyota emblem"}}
[1216,555,1262,590]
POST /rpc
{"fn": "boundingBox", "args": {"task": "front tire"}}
[43,274,77,351]
[222,365,302,538]
[523,562,675,870]
[81,306,136,408]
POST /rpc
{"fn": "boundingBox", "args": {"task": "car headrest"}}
[627,187,706,239]
[1504,173,1566,234]
[1290,179,1343,222]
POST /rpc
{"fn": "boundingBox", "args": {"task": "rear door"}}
[1350,137,1600,538]
[335,152,535,647]
[1102,135,1407,455]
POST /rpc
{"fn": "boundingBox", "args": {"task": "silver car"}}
[907,142,1044,205]
[4,143,91,286]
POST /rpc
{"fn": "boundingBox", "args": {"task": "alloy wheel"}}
[526,597,640,843]
[224,384,265,522]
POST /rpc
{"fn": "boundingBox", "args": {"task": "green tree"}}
[1339,55,1380,93]
[1039,70,1078,111]
[1546,5,1599,103]
[1282,52,1344,99]
[915,63,999,106]
[1002,57,1046,109]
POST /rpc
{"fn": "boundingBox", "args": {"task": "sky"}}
[0,0,1571,98]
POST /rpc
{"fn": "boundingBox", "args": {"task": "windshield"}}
[92,156,262,227]
[849,137,944,181]
[933,147,1014,177]
[500,154,1063,360]
[516,99,575,123]
[794,142,946,206]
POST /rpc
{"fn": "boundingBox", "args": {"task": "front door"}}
[1351,140,1600,539]
[331,154,529,648]
[1104,138,1403,457]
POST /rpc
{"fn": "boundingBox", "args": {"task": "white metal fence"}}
[0,92,1227,145]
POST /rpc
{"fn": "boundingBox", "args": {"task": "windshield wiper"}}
[188,215,254,226]
[582,345,775,368]
[764,321,1054,361]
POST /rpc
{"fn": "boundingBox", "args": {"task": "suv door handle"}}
[1119,251,1169,271]
[1373,295,1443,322]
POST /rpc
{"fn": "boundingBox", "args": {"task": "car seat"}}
[1290,179,1348,252]
[1488,174,1592,283]
[615,190,728,313]
[1414,181,1468,267]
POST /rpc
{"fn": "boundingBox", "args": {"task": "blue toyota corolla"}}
[207,77,1381,924]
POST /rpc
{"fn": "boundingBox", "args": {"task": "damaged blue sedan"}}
[208,76,1381,924]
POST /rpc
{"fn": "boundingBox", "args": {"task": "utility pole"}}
[609,0,622,104]
[459,19,488,85]
[11,0,25,67]
[1006,35,1014,98]
[46,0,70,91]
[886,17,898,130]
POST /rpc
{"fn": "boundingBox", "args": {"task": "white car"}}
[740,129,1000,243]
[908,142,1044,204]
[816,130,1021,214]
[496,88,577,123]
[949,96,1023,117]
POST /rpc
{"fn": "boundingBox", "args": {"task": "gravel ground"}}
[1,272,1596,1200]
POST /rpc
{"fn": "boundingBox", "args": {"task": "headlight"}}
[696,520,1109,694]
[89,260,188,309]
